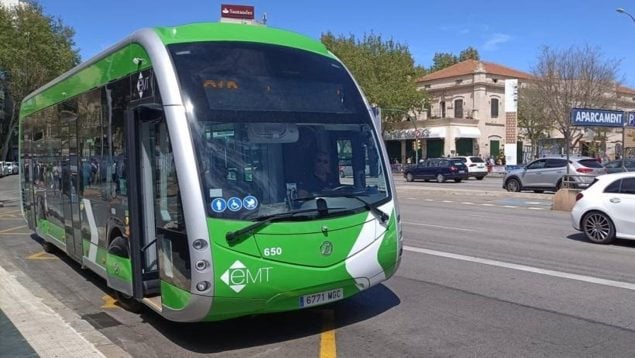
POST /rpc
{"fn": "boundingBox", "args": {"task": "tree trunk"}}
[0,101,17,161]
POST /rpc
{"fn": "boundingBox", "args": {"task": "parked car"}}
[603,158,635,174]
[451,156,488,180]
[0,162,7,177]
[3,161,17,175]
[503,156,606,193]
[338,159,369,178]
[571,172,635,244]
[403,158,468,183]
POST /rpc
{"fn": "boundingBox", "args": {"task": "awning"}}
[382,127,447,140]
[426,127,446,138]
[453,126,481,138]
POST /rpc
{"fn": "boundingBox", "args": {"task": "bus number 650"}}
[263,247,282,256]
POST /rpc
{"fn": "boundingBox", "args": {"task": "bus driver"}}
[298,152,339,197]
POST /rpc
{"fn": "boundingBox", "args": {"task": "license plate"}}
[459,170,466,173]
[299,288,343,307]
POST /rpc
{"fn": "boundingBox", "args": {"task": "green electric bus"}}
[19,22,402,322]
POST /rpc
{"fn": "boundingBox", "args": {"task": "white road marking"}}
[402,222,479,233]
[404,246,635,291]
[409,197,550,211]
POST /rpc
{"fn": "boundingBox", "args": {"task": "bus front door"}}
[125,105,191,302]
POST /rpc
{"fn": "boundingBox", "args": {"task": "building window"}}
[491,98,499,118]
[492,78,498,83]
[454,99,463,118]
[424,84,431,89]
[455,79,463,85]
[440,101,446,118]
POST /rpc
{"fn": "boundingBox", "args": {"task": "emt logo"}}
[220,260,272,293]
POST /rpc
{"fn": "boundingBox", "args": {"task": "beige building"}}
[383,59,635,165]
[0,0,22,8]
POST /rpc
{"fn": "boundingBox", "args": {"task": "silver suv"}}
[503,156,606,193]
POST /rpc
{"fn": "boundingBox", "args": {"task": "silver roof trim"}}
[24,28,183,106]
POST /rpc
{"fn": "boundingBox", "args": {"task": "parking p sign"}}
[628,112,635,127]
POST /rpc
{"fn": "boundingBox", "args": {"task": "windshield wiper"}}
[298,194,389,223]
[226,208,325,245]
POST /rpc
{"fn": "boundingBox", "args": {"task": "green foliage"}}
[429,47,480,72]
[0,2,79,160]
[459,47,479,61]
[321,32,426,128]
[430,52,457,72]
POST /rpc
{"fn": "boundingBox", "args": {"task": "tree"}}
[530,45,620,154]
[429,47,480,72]
[517,85,554,158]
[430,52,457,72]
[0,2,80,160]
[459,46,480,61]
[321,32,427,130]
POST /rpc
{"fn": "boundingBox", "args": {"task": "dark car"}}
[403,158,468,183]
[603,158,635,174]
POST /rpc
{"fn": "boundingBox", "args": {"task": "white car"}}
[452,156,488,180]
[571,172,635,244]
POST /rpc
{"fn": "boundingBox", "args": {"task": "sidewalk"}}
[0,308,37,357]
[0,174,129,358]
[0,263,124,357]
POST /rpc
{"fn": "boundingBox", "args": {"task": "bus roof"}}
[154,22,331,57]
[20,22,333,117]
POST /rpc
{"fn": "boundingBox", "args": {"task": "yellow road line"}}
[320,309,337,358]
[0,225,27,233]
[27,251,57,260]
[101,295,118,309]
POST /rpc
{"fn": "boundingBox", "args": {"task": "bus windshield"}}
[169,42,390,220]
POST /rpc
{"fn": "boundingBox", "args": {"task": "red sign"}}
[221,4,255,20]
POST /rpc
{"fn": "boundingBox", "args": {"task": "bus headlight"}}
[196,281,210,292]
[195,260,208,271]
[192,239,207,250]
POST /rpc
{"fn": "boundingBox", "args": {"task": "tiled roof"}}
[417,59,532,82]
[617,85,635,95]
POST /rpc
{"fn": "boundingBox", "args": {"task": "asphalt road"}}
[2,174,635,357]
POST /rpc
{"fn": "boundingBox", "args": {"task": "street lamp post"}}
[617,8,634,170]
[407,116,419,164]
[617,8,635,23]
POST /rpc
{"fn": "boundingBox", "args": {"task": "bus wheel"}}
[115,291,142,313]
[108,237,143,313]
[42,241,56,253]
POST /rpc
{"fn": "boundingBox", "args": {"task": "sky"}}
[36,0,635,88]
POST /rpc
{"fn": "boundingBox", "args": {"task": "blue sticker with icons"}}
[243,195,258,210]
[211,198,227,213]
[227,197,243,212]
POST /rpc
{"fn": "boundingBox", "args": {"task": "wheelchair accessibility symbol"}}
[227,197,242,211]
